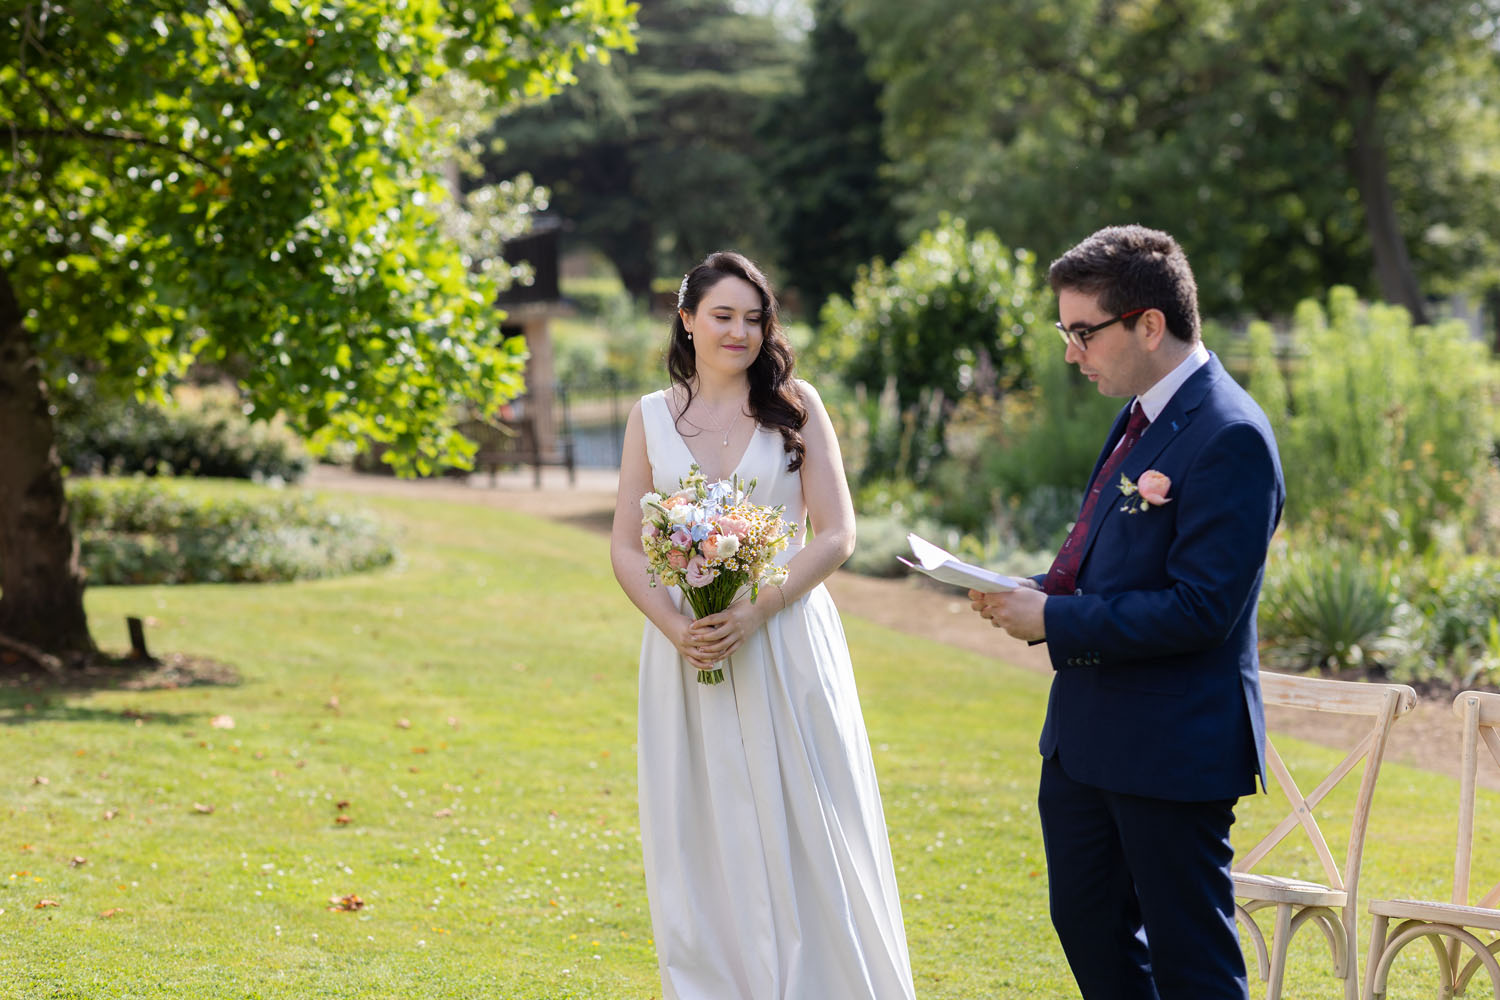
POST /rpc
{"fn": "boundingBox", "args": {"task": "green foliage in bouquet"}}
[69,479,396,586]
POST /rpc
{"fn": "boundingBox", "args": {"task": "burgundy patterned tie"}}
[1043,402,1151,596]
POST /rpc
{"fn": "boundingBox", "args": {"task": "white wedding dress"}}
[635,388,916,1000]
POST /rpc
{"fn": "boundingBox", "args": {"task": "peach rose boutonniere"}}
[1119,470,1172,513]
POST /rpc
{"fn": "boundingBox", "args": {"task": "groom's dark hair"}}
[1048,225,1201,343]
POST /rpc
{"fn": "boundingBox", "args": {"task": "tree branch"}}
[4,124,225,174]
[0,632,65,677]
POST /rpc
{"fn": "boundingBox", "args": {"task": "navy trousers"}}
[1037,754,1248,1000]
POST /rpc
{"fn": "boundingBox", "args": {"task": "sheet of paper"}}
[899,533,1022,592]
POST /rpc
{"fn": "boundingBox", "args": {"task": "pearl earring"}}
[686,332,693,340]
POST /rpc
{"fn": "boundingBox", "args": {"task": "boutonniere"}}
[1118,470,1172,513]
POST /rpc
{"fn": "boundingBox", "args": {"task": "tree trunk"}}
[1346,65,1428,325]
[606,233,657,304]
[0,263,95,659]
[1487,287,1500,355]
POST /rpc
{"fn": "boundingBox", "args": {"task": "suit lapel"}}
[1075,355,1225,570]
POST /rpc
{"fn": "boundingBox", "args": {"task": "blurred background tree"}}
[842,0,1500,322]
[757,0,901,314]
[479,0,798,300]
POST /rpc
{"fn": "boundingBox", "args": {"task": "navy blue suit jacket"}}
[1038,353,1285,802]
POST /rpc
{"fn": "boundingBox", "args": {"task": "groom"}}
[971,225,1284,999]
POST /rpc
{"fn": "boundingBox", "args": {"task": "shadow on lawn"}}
[0,650,240,727]
[558,508,613,536]
[0,701,202,727]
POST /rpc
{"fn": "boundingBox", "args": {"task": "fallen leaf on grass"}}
[192,803,215,815]
[334,814,352,826]
[335,799,351,810]
[35,899,59,909]
[31,776,48,786]
[327,894,364,912]
[209,715,235,729]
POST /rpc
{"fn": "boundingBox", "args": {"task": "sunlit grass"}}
[0,481,1486,997]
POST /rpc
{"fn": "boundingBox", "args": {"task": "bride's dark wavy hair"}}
[667,251,806,472]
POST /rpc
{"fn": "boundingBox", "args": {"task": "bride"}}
[609,251,916,999]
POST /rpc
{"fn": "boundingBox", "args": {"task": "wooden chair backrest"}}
[1451,690,1500,910]
[1236,672,1417,893]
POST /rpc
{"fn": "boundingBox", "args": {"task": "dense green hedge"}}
[54,384,309,482]
[70,479,396,585]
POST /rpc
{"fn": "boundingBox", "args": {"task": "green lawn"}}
[0,481,1488,998]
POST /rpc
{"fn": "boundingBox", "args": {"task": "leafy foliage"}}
[1,0,635,474]
[1248,287,1500,556]
[815,216,1048,482]
[1258,541,1398,673]
[54,383,308,482]
[69,478,395,585]
[842,0,1500,319]
[481,0,797,298]
[924,310,1122,545]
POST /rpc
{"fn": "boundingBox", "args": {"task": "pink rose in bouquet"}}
[684,555,717,587]
[700,534,723,561]
[717,515,751,538]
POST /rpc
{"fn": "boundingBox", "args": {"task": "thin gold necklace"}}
[689,398,744,447]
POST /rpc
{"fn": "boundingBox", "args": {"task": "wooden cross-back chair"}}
[1362,689,1500,1000]
[1233,672,1417,1000]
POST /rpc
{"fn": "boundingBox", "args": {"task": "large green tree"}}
[757,0,899,314]
[480,0,797,299]
[843,0,1500,320]
[0,0,633,660]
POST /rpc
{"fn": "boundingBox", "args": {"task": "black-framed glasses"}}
[1054,307,1150,352]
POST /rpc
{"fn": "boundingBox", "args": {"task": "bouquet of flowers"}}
[640,465,793,683]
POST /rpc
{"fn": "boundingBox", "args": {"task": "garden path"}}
[306,464,1484,791]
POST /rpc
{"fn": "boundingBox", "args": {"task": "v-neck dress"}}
[634,388,915,1000]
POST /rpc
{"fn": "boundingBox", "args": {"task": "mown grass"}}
[0,480,1491,998]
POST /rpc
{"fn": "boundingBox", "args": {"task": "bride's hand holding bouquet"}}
[641,465,793,683]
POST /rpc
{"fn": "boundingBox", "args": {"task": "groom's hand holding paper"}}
[898,533,1023,593]
[969,584,1047,641]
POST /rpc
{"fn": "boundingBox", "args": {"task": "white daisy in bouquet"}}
[641,465,794,683]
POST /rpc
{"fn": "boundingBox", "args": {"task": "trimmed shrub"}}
[70,478,396,585]
[54,384,309,483]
